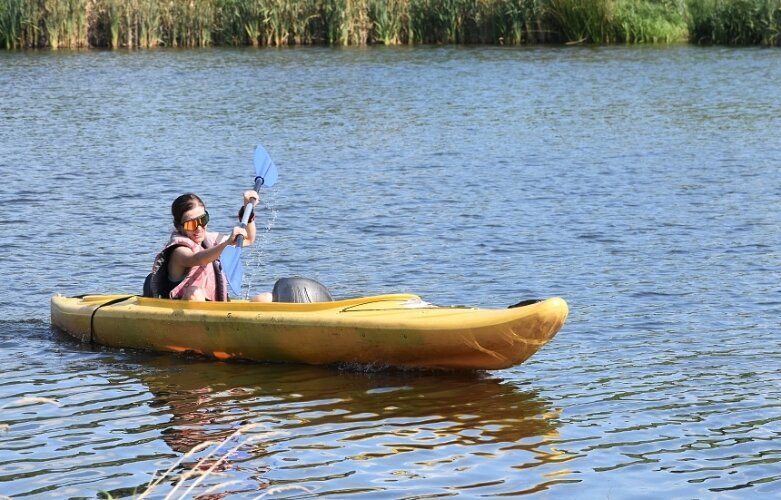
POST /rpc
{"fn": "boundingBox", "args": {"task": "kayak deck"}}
[51,294,568,370]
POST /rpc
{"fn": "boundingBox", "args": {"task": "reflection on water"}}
[0,325,564,498]
[136,357,564,497]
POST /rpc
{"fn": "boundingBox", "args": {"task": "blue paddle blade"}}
[220,245,243,295]
[254,145,278,188]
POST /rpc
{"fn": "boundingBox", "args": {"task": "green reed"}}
[614,0,687,43]
[0,0,779,48]
[0,0,23,48]
[41,0,83,48]
[546,0,615,43]
[0,0,43,49]
[372,0,406,44]
[687,0,781,45]
[136,0,163,48]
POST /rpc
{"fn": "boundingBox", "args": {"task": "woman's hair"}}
[171,193,205,227]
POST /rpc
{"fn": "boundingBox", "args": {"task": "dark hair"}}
[171,193,205,228]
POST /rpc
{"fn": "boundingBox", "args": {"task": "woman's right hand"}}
[227,226,248,245]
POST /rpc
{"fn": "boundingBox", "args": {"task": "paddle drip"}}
[242,190,277,300]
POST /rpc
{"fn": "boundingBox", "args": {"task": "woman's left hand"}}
[243,190,260,206]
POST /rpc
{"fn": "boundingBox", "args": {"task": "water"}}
[1,46,780,498]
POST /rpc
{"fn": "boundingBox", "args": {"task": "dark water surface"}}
[1,46,780,498]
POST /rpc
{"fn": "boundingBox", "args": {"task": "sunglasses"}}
[181,211,209,231]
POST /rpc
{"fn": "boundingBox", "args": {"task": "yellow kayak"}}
[50,294,568,370]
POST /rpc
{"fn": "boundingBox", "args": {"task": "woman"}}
[146,191,272,302]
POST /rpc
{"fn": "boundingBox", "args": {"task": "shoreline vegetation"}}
[0,0,779,50]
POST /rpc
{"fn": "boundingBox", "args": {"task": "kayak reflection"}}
[131,357,561,456]
[47,333,568,497]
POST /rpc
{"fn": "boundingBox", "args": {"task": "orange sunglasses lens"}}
[181,212,209,231]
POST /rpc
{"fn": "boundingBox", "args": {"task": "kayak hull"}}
[50,294,568,370]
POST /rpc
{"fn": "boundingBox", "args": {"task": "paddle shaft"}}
[233,177,264,248]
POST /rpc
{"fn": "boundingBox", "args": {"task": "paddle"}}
[220,145,278,295]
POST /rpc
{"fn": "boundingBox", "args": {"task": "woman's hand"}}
[227,226,248,245]
[243,190,260,207]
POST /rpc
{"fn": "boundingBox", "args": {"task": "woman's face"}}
[179,205,208,244]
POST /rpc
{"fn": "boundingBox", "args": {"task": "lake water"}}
[1,46,780,498]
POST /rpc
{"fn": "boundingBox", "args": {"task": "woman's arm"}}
[171,227,245,268]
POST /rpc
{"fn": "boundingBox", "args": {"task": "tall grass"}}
[615,0,688,43]
[0,0,779,48]
[0,0,44,49]
[372,0,407,44]
[546,0,616,43]
[0,0,24,49]
[687,0,781,45]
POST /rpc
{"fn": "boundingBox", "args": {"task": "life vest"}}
[144,231,229,301]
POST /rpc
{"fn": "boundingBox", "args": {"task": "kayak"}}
[50,293,568,370]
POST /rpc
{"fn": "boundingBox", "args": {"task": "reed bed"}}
[687,0,781,45]
[1,0,779,49]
